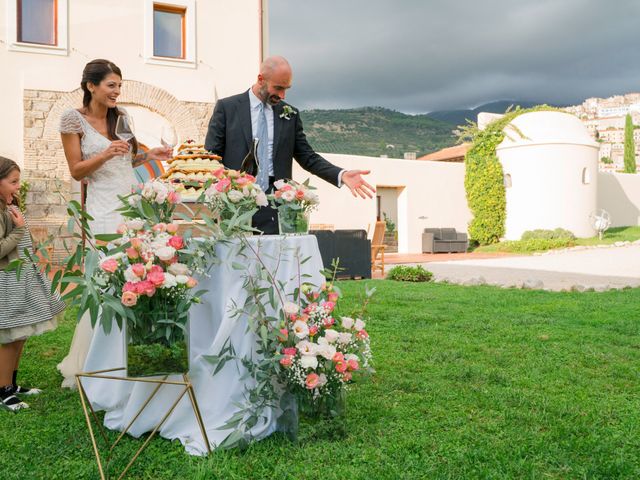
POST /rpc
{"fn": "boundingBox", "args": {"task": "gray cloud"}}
[269,0,640,113]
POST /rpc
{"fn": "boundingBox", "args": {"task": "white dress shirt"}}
[247,89,345,185]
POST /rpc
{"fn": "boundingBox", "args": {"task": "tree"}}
[623,113,637,173]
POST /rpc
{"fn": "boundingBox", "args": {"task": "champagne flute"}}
[160,125,178,154]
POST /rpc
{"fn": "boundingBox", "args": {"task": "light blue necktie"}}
[256,102,270,192]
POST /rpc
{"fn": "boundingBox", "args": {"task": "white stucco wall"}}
[292,154,472,253]
[597,172,640,227]
[0,0,263,165]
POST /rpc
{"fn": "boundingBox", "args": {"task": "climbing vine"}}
[457,105,560,245]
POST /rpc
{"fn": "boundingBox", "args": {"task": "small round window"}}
[582,168,590,185]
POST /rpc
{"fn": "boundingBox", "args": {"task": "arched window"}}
[503,174,512,188]
[581,168,591,185]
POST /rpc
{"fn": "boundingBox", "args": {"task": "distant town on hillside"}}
[303,95,640,170]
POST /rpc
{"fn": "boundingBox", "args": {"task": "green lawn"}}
[475,226,640,254]
[2,281,640,479]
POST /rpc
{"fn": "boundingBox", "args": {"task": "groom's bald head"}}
[254,56,293,105]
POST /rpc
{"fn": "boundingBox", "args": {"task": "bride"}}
[57,59,171,388]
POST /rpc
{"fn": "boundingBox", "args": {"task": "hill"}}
[427,100,544,126]
[300,107,456,158]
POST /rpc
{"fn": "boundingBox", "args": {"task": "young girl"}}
[0,157,66,412]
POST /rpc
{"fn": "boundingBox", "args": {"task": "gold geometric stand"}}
[76,368,211,480]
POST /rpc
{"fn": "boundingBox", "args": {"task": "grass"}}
[475,226,640,254]
[2,281,640,479]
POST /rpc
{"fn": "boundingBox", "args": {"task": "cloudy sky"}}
[269,0,640,113]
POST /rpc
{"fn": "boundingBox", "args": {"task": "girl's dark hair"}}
[81,59,138,157]
[0,156,21,208]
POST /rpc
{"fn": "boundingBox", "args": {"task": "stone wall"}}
[22,81,214,261]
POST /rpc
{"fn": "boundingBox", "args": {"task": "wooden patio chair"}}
[371,220,386,275]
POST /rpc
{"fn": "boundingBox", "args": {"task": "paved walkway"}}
[382,245,640,291]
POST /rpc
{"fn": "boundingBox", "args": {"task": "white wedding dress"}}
[57,108,137,389]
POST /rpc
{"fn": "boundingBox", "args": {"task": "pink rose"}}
[121,291,138,307]
[130,237,143,249]
[342,372,353,382]
[152,223,167,232]
[149,265,163,274]
[131,263,146,278]
[305,373,320,389]
[328,292,339,303]
[335,361,348,373]
[213,168,225,179]
[322,301,335,312]
[332,352,345,363]
[123,281,136,293]
[168,235,184,250]
[347,359,360,371]
[100,258,118,273]
[308,325,318,336]
[116,224,126,234]
[186,277,198,288]
[235,176,249,186]
[279,355,293,368]
[166,223,179,234]
[281,184,293,192]
[278,328,288,342]
[135,280,156,297]
[320,283,327,291]
[167,191,180,204]
[295,189,305,200]
[125,247,138,260]
[147,269,165,287]
[323,317,335,327]
[215,178,231,192]
[356,330,369,340]
[283,347,297,356]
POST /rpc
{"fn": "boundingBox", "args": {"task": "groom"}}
[204,55,374,234]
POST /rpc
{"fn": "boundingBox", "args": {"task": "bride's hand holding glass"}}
[102,140,130,161]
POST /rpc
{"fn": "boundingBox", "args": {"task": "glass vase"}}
[126,315,189,377]
[278,205,310,235]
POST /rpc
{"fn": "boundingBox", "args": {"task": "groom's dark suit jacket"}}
[204,90,341,186]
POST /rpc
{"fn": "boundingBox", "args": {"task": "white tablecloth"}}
[81,235,324,455]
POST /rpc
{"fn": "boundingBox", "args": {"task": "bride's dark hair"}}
[81,59,138,157]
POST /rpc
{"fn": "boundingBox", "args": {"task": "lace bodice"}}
[59,108,136,234]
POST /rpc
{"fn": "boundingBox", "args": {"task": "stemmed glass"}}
[115,115,135,156]
[161,125,178,152]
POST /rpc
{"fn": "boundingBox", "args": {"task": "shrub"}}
[521,228,575,241]
[490,238,574,253]
[386,265,433,282]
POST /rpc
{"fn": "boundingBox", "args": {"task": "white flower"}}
[168,262,190,276]
[128,194,141,207]
[255,190,268,207]
[345,354,359,362]
[341,317,355,329]
[299,355,318,369]
[354,319,366,331]
[141,184,154,199]
[317,343,336,360]
[162,272,177,288]
[124,266,139,283]
[125,218,145,231]
[155,190,168,204]
[317,373,328,387]
[227,189,244,203]
[175,274,189,284]
[292,320,309,339]
[274,179,287,190]
[281,190,296,202]
[155,246,176,262]
[296,340,316,356]
[152,180,169,195]
[324,329,339,343]
[283,302,299,315]
[337,332,353,345]
[317,336,329,346]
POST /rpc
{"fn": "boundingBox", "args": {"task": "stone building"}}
[0,0,269,258]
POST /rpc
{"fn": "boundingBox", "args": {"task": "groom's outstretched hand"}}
[342,170,375,199]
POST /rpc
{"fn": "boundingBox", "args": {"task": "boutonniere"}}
[279,105,297,120]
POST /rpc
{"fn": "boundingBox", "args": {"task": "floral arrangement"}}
[269,179,319,234]
[279,105,297,120]
[119,179,181,224]
[275,282,373,416]
[203,168,268,235]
